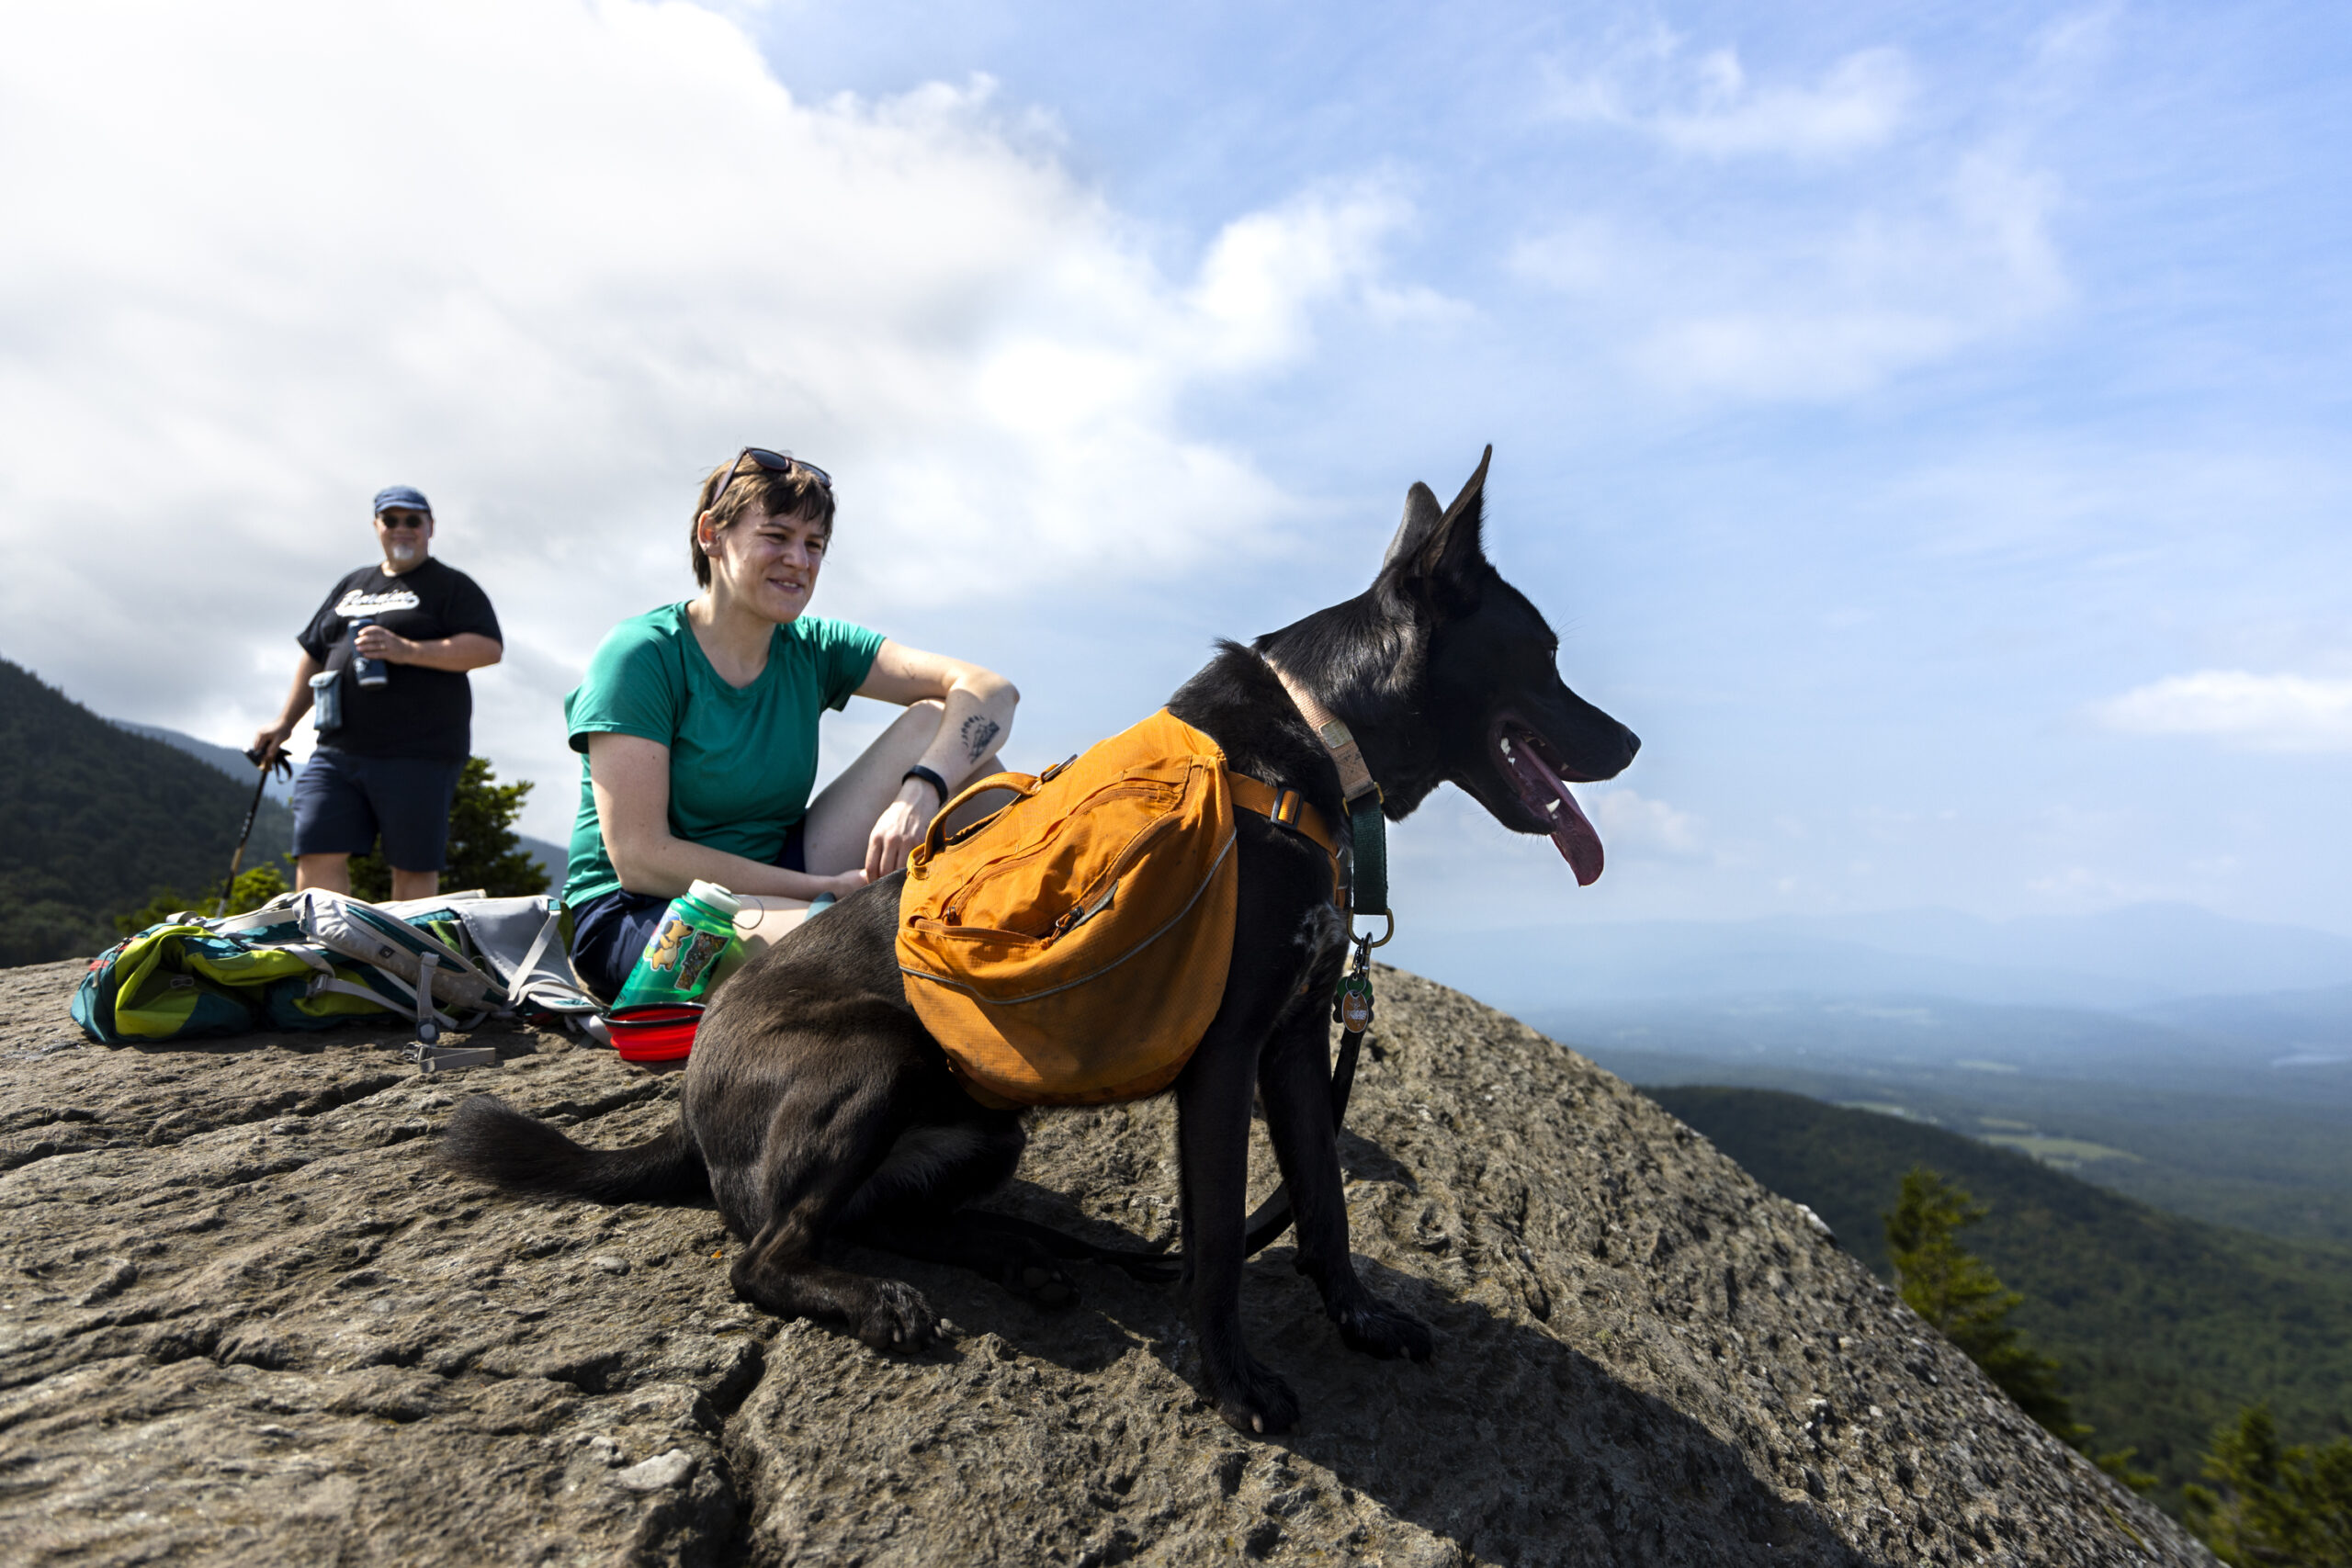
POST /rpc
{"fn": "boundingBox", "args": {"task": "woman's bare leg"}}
[712,895,817,981]
[715,708,1008,979]
[798,700,1002,875]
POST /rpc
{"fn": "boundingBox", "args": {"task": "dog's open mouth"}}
[1496,722,1605,886]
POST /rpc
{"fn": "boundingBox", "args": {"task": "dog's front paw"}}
[1211,1357,1300,1437]
[855,1280,940,1353]
[1333,1294,1433,1362]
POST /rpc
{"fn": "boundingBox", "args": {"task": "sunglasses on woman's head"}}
[711,446,832,508]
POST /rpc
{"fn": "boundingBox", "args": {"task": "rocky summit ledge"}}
[0,956,2207,1567]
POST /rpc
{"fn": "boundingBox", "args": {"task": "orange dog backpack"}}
[897,708,1337,1107]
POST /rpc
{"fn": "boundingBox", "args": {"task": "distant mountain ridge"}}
[1530,976,2352,1250]
[2137,983,2352,1060]
[1771,903,2352,992]
[0,657,293,964]
[1393,903,2352,1014]
[114,721,297,805]
[1532,986,2352,1103]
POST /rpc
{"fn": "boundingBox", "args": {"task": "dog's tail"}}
[439,1095,707,1205]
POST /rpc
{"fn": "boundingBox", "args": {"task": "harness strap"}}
[1227,775,1336,854]
[1228,774,1344,907]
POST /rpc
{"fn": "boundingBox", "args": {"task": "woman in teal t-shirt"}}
[563,447,1019,1000]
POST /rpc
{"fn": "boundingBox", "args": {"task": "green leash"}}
[1345,800,1390,945]
[1238,660,1393,1256]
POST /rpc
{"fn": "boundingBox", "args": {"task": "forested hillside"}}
[0,657,291,965]
[1650,1084,2352,1499]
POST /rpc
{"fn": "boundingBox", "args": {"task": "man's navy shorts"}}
[290,749,467,872]
[569,821,807,1003]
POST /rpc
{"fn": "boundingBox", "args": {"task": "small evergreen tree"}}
[2097,1447,2160,1496]
[349,756,545,900]
[1884,1165,2087,1444]
[2184,1405,2352,1566]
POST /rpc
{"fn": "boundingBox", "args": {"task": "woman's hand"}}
[864,784,937,881]
[822,868,871,899]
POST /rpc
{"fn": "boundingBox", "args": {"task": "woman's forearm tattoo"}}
[961,715,1001,761]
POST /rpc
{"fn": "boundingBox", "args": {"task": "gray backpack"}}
[215,888,599,1042]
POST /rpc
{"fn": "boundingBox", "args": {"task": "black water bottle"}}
[350,616,390,688]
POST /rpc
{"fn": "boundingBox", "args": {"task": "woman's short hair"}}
[690,457,837,588]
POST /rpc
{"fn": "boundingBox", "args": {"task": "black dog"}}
[443,448,1638,1435]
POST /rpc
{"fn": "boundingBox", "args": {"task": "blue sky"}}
[2,0,2346,944]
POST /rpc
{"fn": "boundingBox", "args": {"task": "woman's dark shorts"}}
[569,821,807,1004]
[290,749,466,872]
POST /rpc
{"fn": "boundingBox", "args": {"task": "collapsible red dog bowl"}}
[608,1003,702,1064]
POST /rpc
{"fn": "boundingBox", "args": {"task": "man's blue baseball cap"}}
[372,485,432,516]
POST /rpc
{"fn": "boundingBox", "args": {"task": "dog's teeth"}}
[1498,737,1514,758]
[1546,799,1561,815]
[1252,1415,1265,1433]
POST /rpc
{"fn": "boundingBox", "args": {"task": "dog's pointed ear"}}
[1381,482,1445,570]
[1378,446,1492,613]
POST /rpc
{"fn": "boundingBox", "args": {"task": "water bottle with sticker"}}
[614,881,745,1011]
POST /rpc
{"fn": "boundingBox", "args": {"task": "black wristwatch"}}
[903,764,950,806]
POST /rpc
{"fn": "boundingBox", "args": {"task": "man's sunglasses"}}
[377,511,429,529]
[709,446,832,510]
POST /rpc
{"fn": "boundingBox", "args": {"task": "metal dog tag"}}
[1333,931,1376,1033]
[1335,969,1374,1033]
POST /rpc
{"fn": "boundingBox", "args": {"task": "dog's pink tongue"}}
[1544,776,1605,887]
[1503,732,1605,886]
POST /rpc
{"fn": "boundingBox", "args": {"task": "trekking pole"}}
[217,745,293,916]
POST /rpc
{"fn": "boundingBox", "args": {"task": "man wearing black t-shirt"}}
[253,486,503,902]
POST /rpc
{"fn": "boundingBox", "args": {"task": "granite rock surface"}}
[0,957,2210,1566]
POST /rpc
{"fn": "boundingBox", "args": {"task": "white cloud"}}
[1545,32,1913,160]
[2095,671,2352,752]
[1587,788,1704,855]
[0,0,1427,835]
[1630,309,1965,401]
[1517,24,2071,405]
[2030,5,2124,83]
[1511,141,2067,402]
[1187,186,1412,371]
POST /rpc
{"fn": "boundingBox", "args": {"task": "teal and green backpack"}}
[70,889,595,1046]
